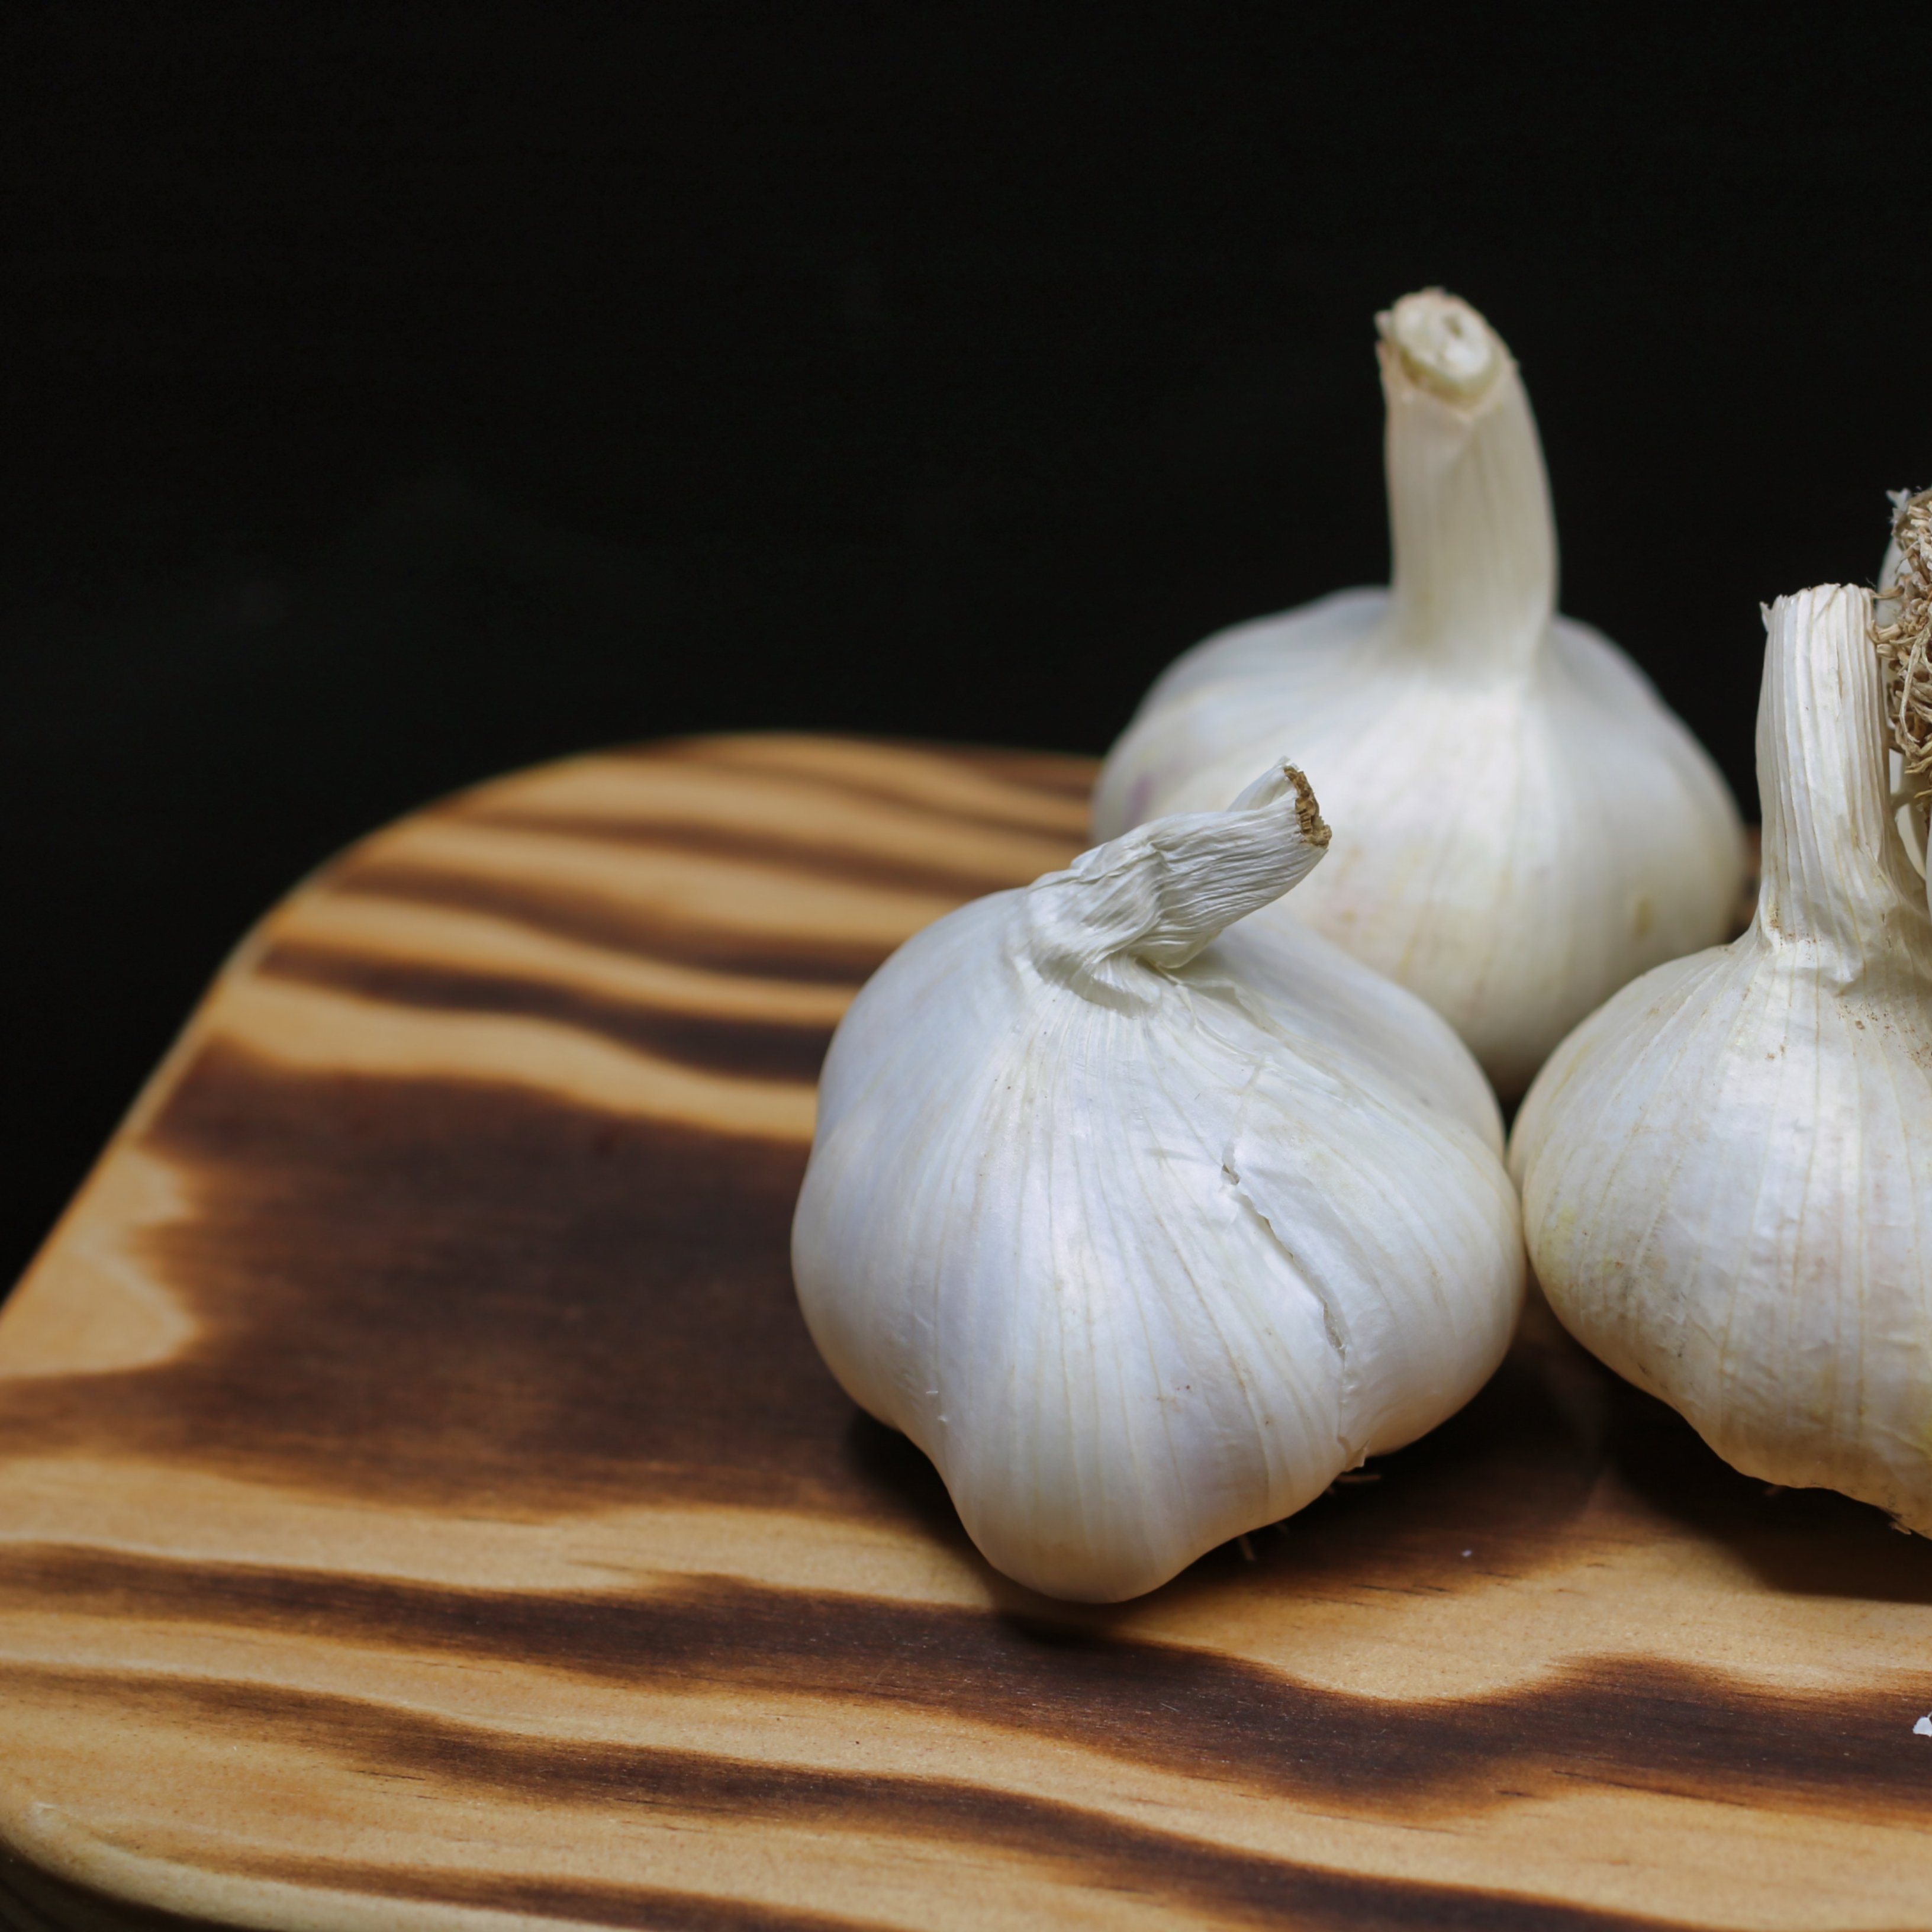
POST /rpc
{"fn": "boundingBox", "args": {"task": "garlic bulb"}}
[1093,289,1746,1097]
[793,762,1524,1602]
[1511,582,1932,1530]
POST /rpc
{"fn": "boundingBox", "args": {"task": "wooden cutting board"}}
[2,733,1930,1932]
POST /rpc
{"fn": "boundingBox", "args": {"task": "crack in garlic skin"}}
[1093,291,1745,1099]
[1512,584,1932,1533]
[794,768,1522,1603]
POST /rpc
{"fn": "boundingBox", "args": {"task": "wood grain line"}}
[3,1666,1693,1932]
[267,896,858,1026]
[333,866,898,983]
[460,807,1065,897]
[211,1857,886,1932]
[343,819,962,954]
[642,736,1096,827]
[4,1547,1928,1830]
[206,983,819,1140]
[438,755,1082,886]
[257,944,835,1087]
[4,1840,885,1932]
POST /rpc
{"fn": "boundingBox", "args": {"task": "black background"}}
[1,5,1918,1287]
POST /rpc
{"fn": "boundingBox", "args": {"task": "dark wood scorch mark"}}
[1,1666,1691,1932]
[0,1044,843,1516]
[8,1548,1931,1830]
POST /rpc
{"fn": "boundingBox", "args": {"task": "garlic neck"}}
[1025,762,1330,1007]
[1378,291,1556,677]
[1756,584,1924,974]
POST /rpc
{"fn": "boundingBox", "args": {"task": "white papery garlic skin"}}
[793,763,1523,1602]
[1093,290,1746,1097]
[1512,584,1932,1530]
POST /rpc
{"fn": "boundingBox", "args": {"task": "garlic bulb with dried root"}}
[793,762,1522,1602]
[1512,576,1932,1531]
[1874,485,1932,885]
[1093,289,1746,1096]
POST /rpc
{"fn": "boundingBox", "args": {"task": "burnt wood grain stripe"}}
[862,740,1099,800]
[938,749,1099,800]
[1,1668,1692,1932]
[257,943,836,1086]
[642,738,1099,817]
[454,807,1064,899]
[331,862,892,983]
[208,1859,883,1932]
[0,1850,871,1932]
[7,1546,1930,1831]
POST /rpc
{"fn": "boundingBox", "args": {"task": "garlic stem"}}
[1378,291,1556,675]
[1756,584,1907,969]
[1025,761,1330,999]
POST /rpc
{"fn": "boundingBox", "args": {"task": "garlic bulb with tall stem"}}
[794,763,1523,1602]
[1511,581,1932,1530]
[1094,290,1746,1097]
